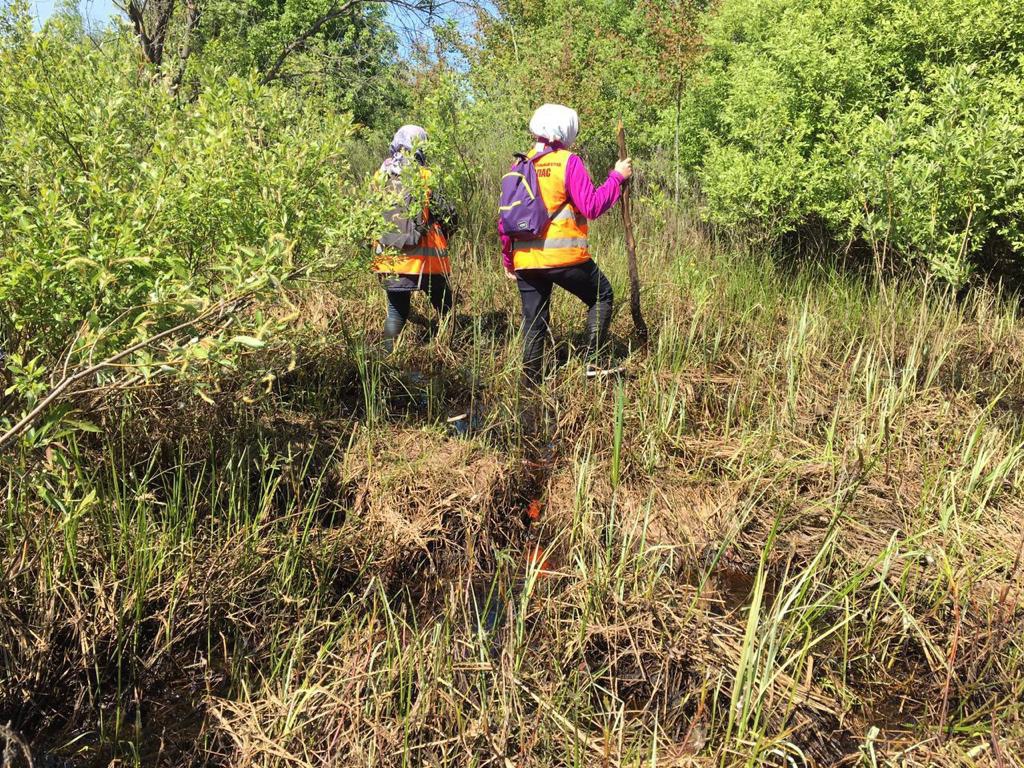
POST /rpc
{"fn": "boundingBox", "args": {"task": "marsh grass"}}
[2,200,1024,767]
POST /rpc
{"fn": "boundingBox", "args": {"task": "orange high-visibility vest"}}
[512,149,590,271]
[373,168,451,277]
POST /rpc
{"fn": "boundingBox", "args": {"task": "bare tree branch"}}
[261,0,359,85]
[0,292,257,453]
[118,0,458,87]
[260,0,452,85]
[124,0,155,64]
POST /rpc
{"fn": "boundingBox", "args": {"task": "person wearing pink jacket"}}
[500,104,632,384]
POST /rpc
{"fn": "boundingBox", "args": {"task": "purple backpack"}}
[499,149,555,239]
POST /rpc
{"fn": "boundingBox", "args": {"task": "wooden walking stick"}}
[616,119,649,343]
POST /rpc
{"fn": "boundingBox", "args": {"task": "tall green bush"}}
[681,0,1024,285]
[0,7,379,443]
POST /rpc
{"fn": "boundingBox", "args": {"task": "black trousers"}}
[516,260,613,384]
[382,275,453,352]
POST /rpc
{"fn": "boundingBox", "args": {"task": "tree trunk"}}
[124,0,177,68]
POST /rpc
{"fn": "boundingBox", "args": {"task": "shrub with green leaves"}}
[0,7,379,444]
[680,0,1024,285]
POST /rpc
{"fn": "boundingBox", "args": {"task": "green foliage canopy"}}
[466,0,691,158]
[189,0,407,124]
[680,0,1024,285]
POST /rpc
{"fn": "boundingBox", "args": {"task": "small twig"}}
[957,204,977,266]
[0,293,252,452]
[996,527,1024,623]
[679,684,708,754]
[991,716,1007,768]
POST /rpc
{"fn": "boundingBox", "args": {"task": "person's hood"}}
[390,124,428,155]
[529,104,579,149]
[380,124,428,176]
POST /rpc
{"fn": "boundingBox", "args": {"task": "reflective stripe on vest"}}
[384,221,450,275]
[512,149,590,271]
[512,237,589,251]
[550,206,585,225]
[373,230,450,275]
[405,246,449,257]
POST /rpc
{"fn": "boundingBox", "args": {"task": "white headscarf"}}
[390,124,428,155]
[529,104,579,148]
[380,124,428,176]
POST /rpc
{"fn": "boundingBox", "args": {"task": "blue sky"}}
[31,0,119,28]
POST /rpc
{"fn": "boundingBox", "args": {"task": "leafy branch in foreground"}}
[0,288,254,452]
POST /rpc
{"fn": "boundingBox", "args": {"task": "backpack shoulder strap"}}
[523,145,559,164]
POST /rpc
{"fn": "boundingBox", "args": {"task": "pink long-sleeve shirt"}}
[500,150,624,272]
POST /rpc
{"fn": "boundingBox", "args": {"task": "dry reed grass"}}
[2,205,1024,767]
